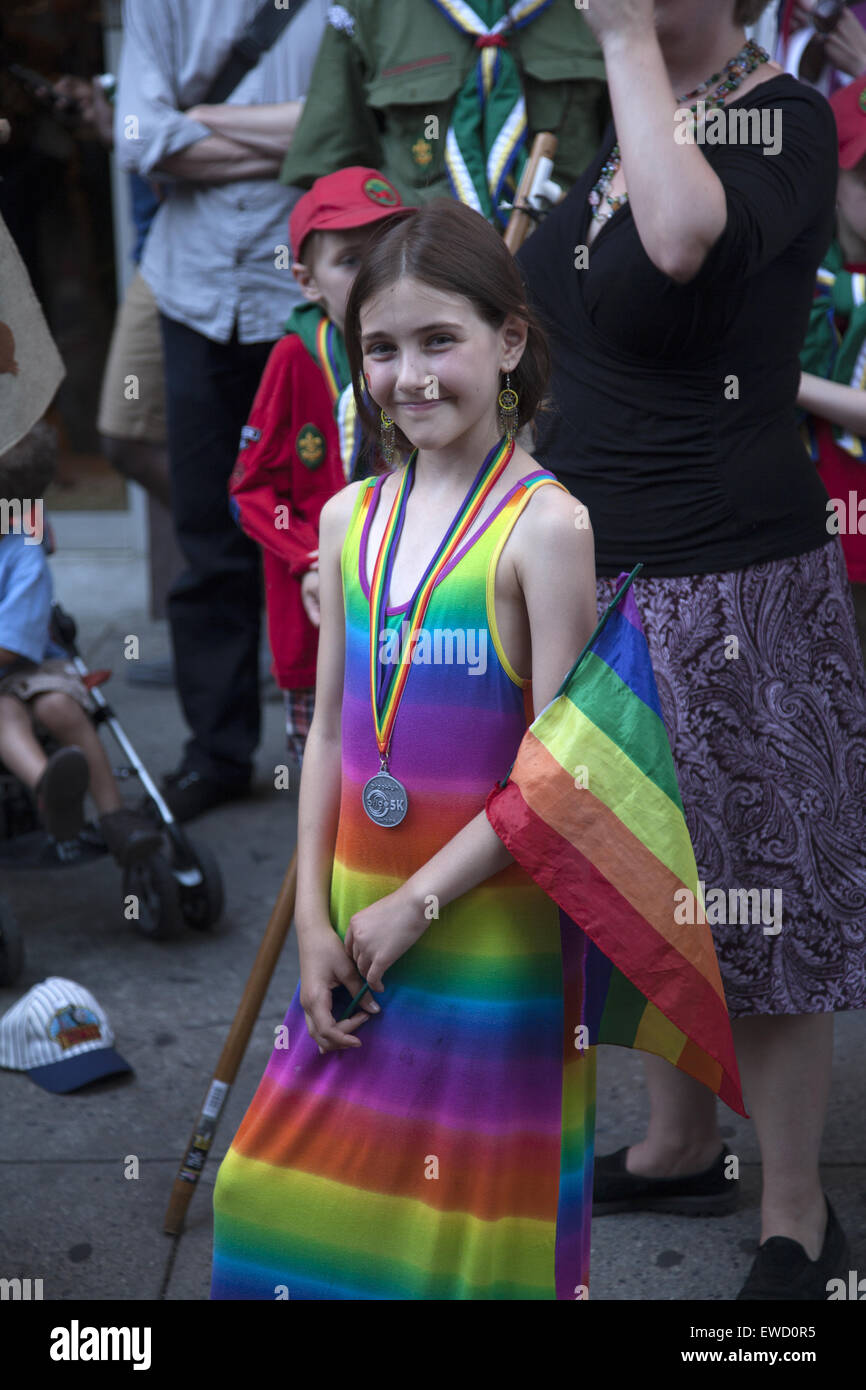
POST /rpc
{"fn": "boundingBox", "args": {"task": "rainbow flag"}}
[485,566,746,1117]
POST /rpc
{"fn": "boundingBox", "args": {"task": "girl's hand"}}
[343,884,430,992]
[301,569,320,627]
[298,925,380,1053]
[580,0,655,46]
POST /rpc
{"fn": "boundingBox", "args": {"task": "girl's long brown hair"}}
[345,199,550,454]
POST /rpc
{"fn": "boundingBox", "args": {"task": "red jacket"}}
[229,333,346,689]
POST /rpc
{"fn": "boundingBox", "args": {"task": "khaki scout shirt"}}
[280,0,609,205]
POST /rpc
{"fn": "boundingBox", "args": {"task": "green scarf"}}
[431,0,555,226]
[285,302,351,400]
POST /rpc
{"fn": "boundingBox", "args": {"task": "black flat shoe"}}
[736,1197,850,1300]
[593,1144,739,1216]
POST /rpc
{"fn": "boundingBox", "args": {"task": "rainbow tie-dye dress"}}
[211,467,596,1300]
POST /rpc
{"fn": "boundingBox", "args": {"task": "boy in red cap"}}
[229,168,413,763]
[798,73,866,651]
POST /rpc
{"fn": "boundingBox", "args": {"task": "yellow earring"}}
[498,373,519,441]
[379,409,395,466]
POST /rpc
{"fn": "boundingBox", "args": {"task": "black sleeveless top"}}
[517,75,837,577]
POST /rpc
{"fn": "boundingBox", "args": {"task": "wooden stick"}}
[163,850,298,1235]
[503,132,559,254]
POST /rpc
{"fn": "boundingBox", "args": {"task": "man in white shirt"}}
[114,0,329,820]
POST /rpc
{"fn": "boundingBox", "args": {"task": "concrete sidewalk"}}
[1,605,864,1302]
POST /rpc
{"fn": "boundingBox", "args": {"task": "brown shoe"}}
[35,747,89,841]
[98,807,164,867]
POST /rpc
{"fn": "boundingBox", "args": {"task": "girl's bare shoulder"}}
[507,446,592,538]
[319,477,371,548]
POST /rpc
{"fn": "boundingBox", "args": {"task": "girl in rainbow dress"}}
[210,198,602,1300]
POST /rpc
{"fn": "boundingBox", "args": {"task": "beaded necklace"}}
[588,37,770,226]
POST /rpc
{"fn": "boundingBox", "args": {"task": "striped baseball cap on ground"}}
[0,977,132,1093]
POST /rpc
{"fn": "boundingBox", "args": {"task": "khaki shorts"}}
[97,269,167,443]
[0,657,97,718]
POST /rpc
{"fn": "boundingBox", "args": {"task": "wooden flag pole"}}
[503,132,561,254]
[163,851,298,1235]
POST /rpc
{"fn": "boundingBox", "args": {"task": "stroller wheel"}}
[123,853,184,940]
[176,836,224,931]
[0,895,24,985]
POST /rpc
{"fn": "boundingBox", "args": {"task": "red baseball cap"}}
[290,166,416,261]
[830,75,866,170]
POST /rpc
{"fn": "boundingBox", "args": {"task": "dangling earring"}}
[498,372,519,442]
[379,408,395,466]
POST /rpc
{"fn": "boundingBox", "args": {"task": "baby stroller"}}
[0,601,224,986]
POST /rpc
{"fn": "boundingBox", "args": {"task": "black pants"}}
[159,314,275,786]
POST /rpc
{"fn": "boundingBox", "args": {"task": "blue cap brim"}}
[26,1048,133,1094]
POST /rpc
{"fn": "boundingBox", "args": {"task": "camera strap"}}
[199,0,315,107]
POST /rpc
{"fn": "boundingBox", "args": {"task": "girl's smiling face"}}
[360,276,525,455]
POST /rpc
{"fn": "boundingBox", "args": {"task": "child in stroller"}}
[0,420,162,864]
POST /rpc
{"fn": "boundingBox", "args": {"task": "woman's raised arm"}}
[584,0,729,282]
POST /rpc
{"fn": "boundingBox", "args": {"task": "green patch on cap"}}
[296,424,326,469]
[859,89,866,115]
[363,176,399,206]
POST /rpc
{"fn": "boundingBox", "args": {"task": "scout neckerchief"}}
[363,435,514,826]
[800,239,866,462]
[429,0,555,226]
[285,302,351,405]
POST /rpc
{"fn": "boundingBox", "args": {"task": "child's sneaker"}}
[98,807,164,866]
[34,747,89,841]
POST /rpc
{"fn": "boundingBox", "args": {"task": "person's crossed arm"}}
[115,0,301,185]
[156,127,292,184]
[181,101,304,160]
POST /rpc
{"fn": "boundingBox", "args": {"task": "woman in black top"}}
[518,0,866,1299]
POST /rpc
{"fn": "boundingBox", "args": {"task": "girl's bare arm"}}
[294,484,360,943]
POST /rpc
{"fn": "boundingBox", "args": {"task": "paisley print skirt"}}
[597,538,866,1017]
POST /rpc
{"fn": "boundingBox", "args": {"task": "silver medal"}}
[362,772,408,827]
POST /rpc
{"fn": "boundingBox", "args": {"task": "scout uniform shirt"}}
[228,306,350,691]
[280,0,609,206]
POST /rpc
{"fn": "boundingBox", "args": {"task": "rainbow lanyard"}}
[368,436,514,764]
[315,316,345,404]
